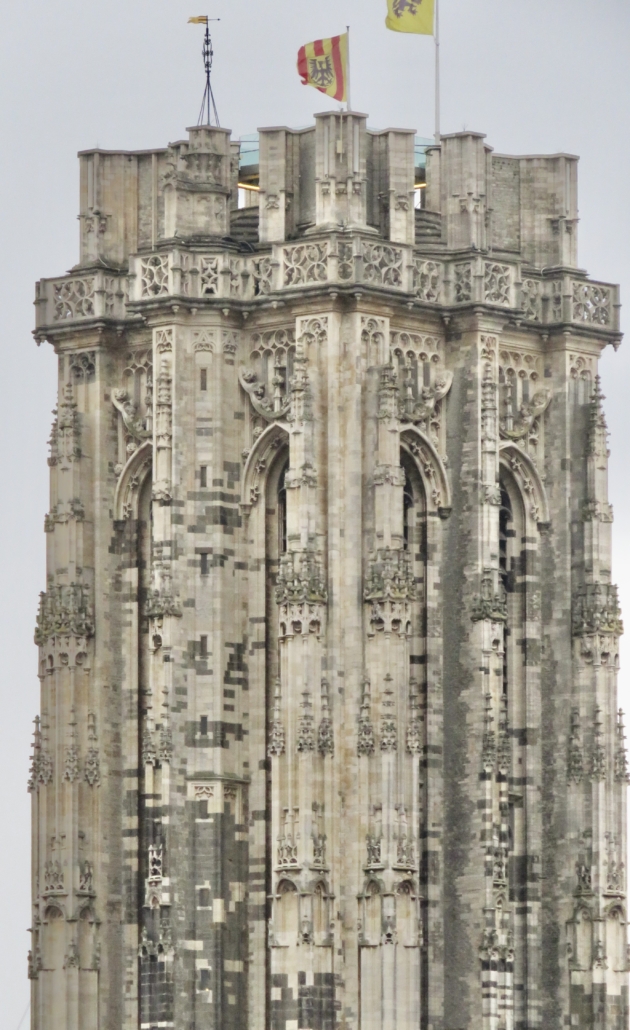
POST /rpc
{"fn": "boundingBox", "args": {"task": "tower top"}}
[35,117,620,348]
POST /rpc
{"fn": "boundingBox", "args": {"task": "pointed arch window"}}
[403,467,414,552]
[277,461,288,555]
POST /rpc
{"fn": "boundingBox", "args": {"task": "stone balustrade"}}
[34,237,620,334]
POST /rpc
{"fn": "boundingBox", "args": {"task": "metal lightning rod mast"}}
[189,15,221,126]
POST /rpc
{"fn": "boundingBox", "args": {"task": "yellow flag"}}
[386,0,434,35]
[188,15,208,25]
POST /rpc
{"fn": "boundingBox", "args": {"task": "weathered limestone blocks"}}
[30,112,626,1030]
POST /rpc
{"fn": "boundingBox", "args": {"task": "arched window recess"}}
[499,441,550,532]
[113,440,153,521]
[241,421,290,514]
[400,426,451,518]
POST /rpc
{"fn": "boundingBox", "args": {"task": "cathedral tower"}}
[30,114,627,1030]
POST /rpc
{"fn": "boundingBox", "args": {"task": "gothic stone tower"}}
[30,114,628,1030]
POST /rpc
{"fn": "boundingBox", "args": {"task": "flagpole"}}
[346,25,352,111]
[434,0,441,143]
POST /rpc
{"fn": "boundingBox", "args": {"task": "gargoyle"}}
[500,389,551,441]
[239,368,291,422]
[400,370,453,426]
[112,389,151,441]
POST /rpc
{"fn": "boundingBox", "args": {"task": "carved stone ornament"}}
[284,242,328,286]
[152,480,173,504]
[35,579,95,645]
[492,844,509,887]
[357,679,376,757]
[275,551,327,606]
[506,452,544,523]
[64,743,80,783]
[312,835,327,867]
[364,549,416,603]
[575,862,593,896]
[78,860,95,895]
[481,695,496,771]
[84,745,101,787]
[240,327,296,422]
[144,588,182,620]
[44,499,85,533]
[64,940,80,969]
[357,718,376,757]
[48,382,82,467]
[268,680,286,757]
[380,720,398,752]
[155,359,172,450]
[407,438,448,510]
[277,809,299,867]
[277,833,299,868]
[604,835,626,896]
[593,939,607,969]
[28,717,54,792]
[373,464,406,488]
[406,681,422,755]
[239,366,290,422]
[318,717,334,757]
[285,462,318,490]
[378,364,400,421]
[396,835,415,868]
[155,328,173,353]
[590,708,606,781]
[572,583,623,638]
[44,860,65,894]
[381,913,397,946]
[159,724,174,764]
[28,949,42,980]
[366,835,382,867]
[496,697,510,773]
[297,691,316,753]
[362,242,403,288]
[413,259,441,303]
[614,709,630,783]
[112,389,152,442]
[142,729,157,768]
[81,711,101,787]
[399,370,454,429]
[568,708,584,784]
[471,569,507,623]
[317,679,334,756]
[499,388,551,442]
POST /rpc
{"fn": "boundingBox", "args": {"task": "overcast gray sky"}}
[2,1,629,1022]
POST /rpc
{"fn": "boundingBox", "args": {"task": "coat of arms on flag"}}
[386,0,435,35]
[297,34,348,102]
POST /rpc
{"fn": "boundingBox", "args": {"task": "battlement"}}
[35,116,620,344]
[74,117,580,267]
